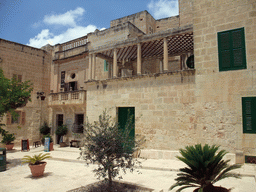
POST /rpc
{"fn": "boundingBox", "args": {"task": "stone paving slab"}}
[0,145,255,192]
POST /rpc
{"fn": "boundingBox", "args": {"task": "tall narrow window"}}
[7,111,25,125]
[74,114,84,133]
[60,71,65,88]
[104,60,109,72]
[242,97,256,134]
[56,114,64,127]
[69,81,77,91]
[13,74,22,82]
[218,27,247,71]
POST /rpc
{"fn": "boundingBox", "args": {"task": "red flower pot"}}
[29,162,47,177]
[49,142,54,151]
[5,143,14,150]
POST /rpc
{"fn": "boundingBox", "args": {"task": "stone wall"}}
[193,0,256,161]
[88,22,144,50]
[50,106,86,144]
[179,0,193,27]
[86,70,196,155]
[0,39,51,146]
[54,57,88,91]
[155,16,180,33]
[110,11,149,34]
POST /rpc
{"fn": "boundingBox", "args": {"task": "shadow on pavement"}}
[24,172,54,179]
[6,158,22,169]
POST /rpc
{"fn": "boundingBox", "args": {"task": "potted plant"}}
[1,132,15,150]
[170,144,241,192]
[22,153,51,177]
[40,122,51,135]
[42,134,54,151]
[55,124,68,145]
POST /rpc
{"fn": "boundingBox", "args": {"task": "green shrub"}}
[1,133,15,144]
[55,124,68,136]
[170,144,241,192]
[39,122,51,135]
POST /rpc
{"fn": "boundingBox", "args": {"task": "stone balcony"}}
[48,90,86,106]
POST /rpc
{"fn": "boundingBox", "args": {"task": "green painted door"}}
[118,107,135,141]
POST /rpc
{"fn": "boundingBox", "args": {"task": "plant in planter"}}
[1,132,15,150]
[22,153,51,177]
[170,144,241,192]
[55,124,68,145]
[40,122,51,135]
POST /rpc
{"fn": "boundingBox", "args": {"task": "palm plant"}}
[170,144,241,192]
[22,153,51,165]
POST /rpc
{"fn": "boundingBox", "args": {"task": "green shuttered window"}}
[218,27,247,71]
[104,60,109,72]
[242,97,256,134]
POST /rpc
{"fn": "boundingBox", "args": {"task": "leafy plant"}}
[0,68,33,119]
[55,124,68,136]
[41,134,53,144]
[40,122,51,135]
[0,68,33,137]
[79,109,144,190]
[170,144,241,192]
[1,132,15,144]
[22,153,51,165]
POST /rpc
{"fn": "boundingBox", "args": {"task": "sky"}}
[0,0,179,48]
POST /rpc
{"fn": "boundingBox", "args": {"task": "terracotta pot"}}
[29,162,47,177]
[5,143,14,150]
[49,142,54,151]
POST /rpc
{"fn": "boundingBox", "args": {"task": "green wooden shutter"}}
[218,32,231,70]
[232,28,246,68]
[218,28,246,71]
[104,60,109,71]
[242,97,256,134]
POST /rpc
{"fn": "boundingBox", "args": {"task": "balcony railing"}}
[48,90,86,106]
[53,36,89,60]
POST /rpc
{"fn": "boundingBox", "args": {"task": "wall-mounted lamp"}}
[37,92,45,100]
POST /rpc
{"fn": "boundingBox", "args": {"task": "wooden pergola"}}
[87,25,193,80]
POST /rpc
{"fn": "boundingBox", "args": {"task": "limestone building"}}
[0,39,52,144]
[1,0,256,163]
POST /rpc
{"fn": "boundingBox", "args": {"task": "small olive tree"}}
[79,109,144,189]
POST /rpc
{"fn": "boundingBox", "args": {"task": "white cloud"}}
[27,25,97,48]
[27,7,101,48]
[43,7,85,27]
[148,0,179,19]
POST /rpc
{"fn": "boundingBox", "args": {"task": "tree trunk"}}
[107,166,112,192]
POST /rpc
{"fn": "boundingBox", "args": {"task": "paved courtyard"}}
[0,146,255,192]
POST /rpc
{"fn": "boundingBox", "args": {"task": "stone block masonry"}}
[0,39,52,146]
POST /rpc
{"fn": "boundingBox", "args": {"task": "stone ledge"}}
[84,69,195,85]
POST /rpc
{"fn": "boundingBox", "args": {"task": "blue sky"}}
[0,0,179,48]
